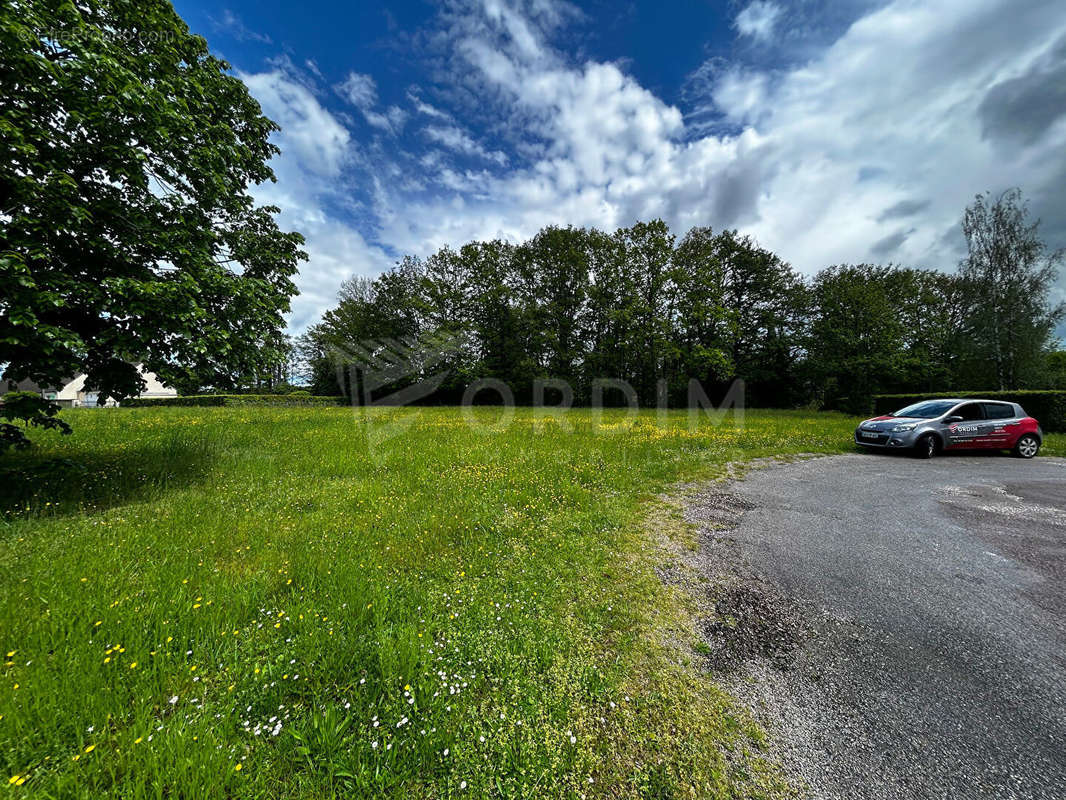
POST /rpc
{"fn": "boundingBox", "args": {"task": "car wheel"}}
[1013,434,1040,459]
[915,433,938,459]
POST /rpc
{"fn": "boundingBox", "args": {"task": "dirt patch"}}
[702,582,804,671]
[683,491,756,530]
[674,479,812,674]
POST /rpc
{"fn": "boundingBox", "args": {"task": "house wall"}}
[53,368,177,407]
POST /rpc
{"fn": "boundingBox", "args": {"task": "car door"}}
[981,402,1018,449]
[944,402,987,448]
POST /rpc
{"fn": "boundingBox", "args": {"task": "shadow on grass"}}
[0,435,216,519]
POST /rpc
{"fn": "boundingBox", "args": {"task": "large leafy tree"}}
[957,189,1064,389]
[889,268,968,393]
[1,0,305,404]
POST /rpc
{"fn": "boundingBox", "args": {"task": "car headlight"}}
[891,423,917,432]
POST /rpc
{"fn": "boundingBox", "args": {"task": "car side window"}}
[954,403,984,421]
[982,403,1014,420]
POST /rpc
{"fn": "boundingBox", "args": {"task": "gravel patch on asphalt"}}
[683,453,1066,800]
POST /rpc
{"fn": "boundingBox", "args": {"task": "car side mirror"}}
[943,415,963,424]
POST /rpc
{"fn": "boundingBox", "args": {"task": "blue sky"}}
[172,0,1066,334]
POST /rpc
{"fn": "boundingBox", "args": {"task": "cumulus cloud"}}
[235,0,1066,337]
[241,70,351,177]
[363,0,1066,281]
[711,0,1066,278]
[337,72,378,108]
[238,68,393,328]
[424,125,508,164]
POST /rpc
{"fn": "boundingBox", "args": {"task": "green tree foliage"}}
[1048,351,1066,390]
[517,226,592,389]
[714,231,808,406]
[1,0,305,410]
[665,227,733,398]
[307,222,800,406]
[806,265,909,411]
[805,266,979,409]
[889,268,969,393]
[957,189,1064,389]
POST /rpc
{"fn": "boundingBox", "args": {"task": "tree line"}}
[295,190,1064,411]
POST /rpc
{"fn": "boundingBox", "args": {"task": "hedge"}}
[123,394,346,408]
[872,391,1066,433]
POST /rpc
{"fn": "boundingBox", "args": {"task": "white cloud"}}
[367,0,744,252]
[734,1,782,41]
[337,72,378,109]
[240,70,351,177]
[366,105,409,134]
[238,68,392,329]
[380,0,1066,281]
[424,125,508,164]
[283,220,393,330]
[336,72,407,134]
[408,92,452,120]
[233,0,1066,336]
[714,0,1066,273]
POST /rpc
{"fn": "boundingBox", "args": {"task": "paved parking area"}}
[711,453,1066,799]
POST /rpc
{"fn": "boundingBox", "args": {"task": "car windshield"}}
[891,400,958,418]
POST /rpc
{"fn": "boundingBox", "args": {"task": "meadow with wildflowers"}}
[1,407,1062,798]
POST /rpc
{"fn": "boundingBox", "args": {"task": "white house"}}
[43,366,177,407]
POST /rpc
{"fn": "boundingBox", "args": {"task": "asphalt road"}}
[709,452,1066,800]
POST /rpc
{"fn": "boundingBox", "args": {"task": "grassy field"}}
[0,407,1061,798]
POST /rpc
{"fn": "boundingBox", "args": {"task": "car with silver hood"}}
[855,398,1043,459]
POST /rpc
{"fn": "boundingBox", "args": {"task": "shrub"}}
[123,394,345,408]
[123,395,227,407]
[872,390,1066,433]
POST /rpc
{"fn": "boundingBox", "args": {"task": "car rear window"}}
[983,403,1014,420]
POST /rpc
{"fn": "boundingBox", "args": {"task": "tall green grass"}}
[0,407,1059,797]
